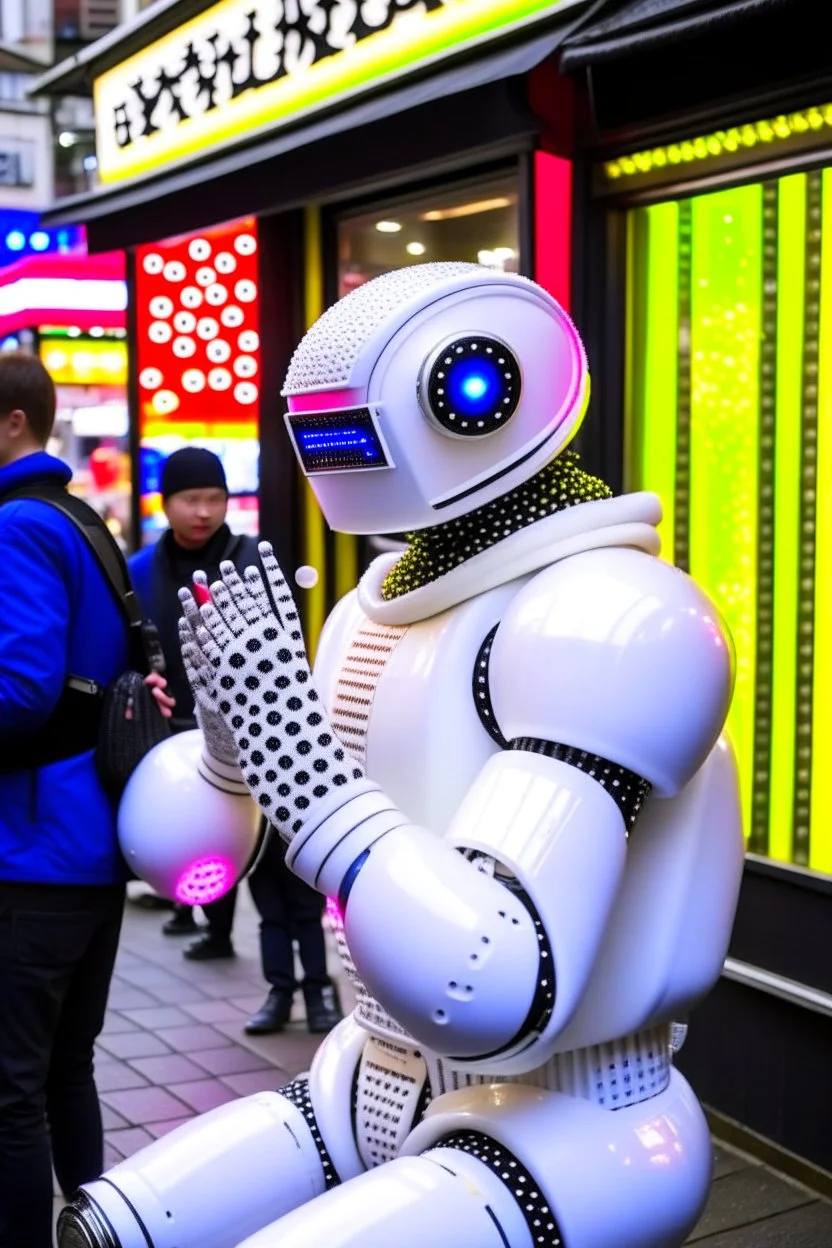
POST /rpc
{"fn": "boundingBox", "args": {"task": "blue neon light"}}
[297,427,380,461]
[29,231,50,252]
[446,356,503,417]
[5,231,26,251]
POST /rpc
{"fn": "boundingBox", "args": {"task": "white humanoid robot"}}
[59,264,744,1248]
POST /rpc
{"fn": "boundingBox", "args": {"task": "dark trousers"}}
[248,832,329,992]
[0,881,124,1248]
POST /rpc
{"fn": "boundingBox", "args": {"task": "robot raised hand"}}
[61,263,744,1248]
[179,547,366,833]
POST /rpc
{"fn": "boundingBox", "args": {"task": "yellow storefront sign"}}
[94,0,572,185]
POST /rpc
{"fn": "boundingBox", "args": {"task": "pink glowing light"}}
[325,896,344,927]
[176,856,234,905]
[286,388,365,413]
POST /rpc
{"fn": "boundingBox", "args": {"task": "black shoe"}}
[162,910,200,936]
[183,934,235,961]
[244,987,295,1035]
[304,984,343,1034]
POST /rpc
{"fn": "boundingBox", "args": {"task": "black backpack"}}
[1,482,171,797]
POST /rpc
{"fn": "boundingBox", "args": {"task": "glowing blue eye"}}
[422,335,521,437]
[446,357,503,416]
[462,375,488,401]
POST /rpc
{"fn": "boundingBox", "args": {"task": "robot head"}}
[282,264,589,534]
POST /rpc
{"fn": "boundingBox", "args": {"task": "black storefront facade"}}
[35,0,832,1190]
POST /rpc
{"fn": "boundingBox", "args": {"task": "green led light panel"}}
[625,169,832,874]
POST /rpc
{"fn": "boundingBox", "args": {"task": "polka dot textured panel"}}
[430,1131,564,1247]
[278,1077,340,1190]
[136,219,260,427]
[381,453,612,600]
[283,262,483,393]
[511,738,652,832]
[188,546,365,841]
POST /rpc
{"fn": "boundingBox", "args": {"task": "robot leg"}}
[58,1017,368,1248]
[231,1149,535,1248]
[404,1067,713,1248]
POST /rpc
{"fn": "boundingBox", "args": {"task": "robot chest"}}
[325,592,511,830]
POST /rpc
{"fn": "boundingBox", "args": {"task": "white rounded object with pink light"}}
[118,730,261,904]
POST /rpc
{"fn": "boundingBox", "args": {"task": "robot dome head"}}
[282,263,589,535]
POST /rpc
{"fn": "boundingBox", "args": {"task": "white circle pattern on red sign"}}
[235,279,257,303]
[197,318,220,341]
[153,390,180,414]
[207,340,231,364]
[174,311,197,333]
[209,368,232,391]
[149,295,174,319]
[140,227,259,421]
[182,369,206,393]
[234,382,258,405]
[173,336,196,358]
[149,321,173,344]
[163,260,186,282]
[221,306,244,328]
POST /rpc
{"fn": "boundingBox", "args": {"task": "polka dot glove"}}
[178,543,365,841]
[178,586,241,770]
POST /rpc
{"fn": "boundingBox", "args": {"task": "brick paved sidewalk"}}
[51,888,832,1246]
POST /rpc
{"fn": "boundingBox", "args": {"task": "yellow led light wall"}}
[94,0,567,186]
[626,169,832,874]
[40,337,128,386]
[606,103,832,182]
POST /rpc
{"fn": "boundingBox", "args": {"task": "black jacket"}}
[129,525,262,732]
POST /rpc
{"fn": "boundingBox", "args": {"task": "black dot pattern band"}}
[473,624,510,749]
[434,1130,565,1247]
[510,739,651,832]
[279,1077,340,1190]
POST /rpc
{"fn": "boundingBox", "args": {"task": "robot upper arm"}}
[489,547,734,799]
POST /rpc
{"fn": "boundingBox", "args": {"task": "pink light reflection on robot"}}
[175,856,235,905]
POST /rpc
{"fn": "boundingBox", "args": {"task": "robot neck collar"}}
[380,453,612,602]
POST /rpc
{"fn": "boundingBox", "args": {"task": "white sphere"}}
[118,732,261,903]
[294,565,319,589]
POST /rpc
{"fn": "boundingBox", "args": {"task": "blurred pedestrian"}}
[129,446,259,960]
[0,355,147,1247]
[245,829,343,1035]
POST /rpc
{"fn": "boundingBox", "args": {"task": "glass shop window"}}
[337,175,520,296]
[625,170,832,875]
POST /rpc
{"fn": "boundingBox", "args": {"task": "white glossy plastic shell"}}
[118,730,261,901]
[490,547,734,797]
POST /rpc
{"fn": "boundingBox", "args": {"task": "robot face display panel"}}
[285,407,394,475]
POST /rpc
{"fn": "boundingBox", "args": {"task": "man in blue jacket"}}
[0,354,133,1248]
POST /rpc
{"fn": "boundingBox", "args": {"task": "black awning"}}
[560,0,793,69]
[43,27,569,249]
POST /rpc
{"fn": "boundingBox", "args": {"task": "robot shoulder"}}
[489,546,734,797]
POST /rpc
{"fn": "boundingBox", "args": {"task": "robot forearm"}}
[286,754,628,1066]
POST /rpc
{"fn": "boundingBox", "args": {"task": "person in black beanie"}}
[129,446,254,955]
[128,448,343,1035]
